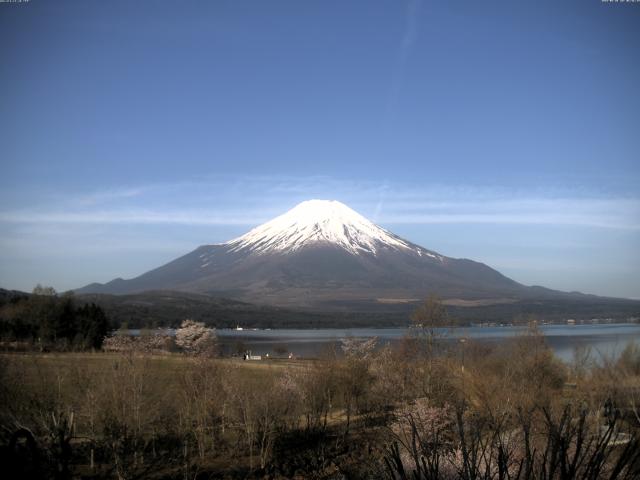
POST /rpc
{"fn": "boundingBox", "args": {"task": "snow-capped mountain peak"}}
[225,199,422,256]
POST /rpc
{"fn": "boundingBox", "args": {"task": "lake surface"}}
[215,323,640,362]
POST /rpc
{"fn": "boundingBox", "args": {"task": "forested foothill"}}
[3,287,637,332]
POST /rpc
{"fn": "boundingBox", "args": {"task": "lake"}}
[215,323,640,362]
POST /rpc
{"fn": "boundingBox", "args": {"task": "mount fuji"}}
[76,200,576,309]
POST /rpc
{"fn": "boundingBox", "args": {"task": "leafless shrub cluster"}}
[102,331,173,355]
[382,327,640,480]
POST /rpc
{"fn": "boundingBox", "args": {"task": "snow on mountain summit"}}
[225,199,424,256]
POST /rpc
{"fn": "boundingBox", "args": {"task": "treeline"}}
[2,328,640,479]
[0,285,110,350]
[78,290,640,330]
[4,287,637,331]
[76,290,414,329]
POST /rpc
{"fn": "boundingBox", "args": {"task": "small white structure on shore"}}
[243,350,261,360]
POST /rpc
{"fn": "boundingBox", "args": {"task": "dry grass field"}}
[2,332,640,479]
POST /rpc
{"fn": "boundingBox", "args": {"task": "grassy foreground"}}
[2,330,640,479]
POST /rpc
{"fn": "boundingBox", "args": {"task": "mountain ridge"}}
[76,200,628,310]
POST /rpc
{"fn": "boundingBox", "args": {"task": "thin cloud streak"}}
[0,210,267,226]
[377,213,640,230]
[76,186,147,206]
[387,0,423,116]
[0,201,638,230]
[1,176,638,230]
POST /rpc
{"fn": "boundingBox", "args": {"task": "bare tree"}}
[339,337,377,435]
[177,358,228,462]
[410,294,448,341]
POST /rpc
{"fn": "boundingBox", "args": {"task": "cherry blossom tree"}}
[175,319,217,356]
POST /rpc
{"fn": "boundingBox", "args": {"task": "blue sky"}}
[1,0,639,298]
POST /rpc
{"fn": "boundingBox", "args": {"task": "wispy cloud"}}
[0,210,265,226]
[76,186,147,206]
[388,0,423,115]
[400,0,422,58]
[373,182,389,222]
[0,175,638,230]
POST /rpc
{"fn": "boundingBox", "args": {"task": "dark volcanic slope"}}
[77,241,529,308]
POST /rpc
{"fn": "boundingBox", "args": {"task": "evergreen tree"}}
[76,303,110,349]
